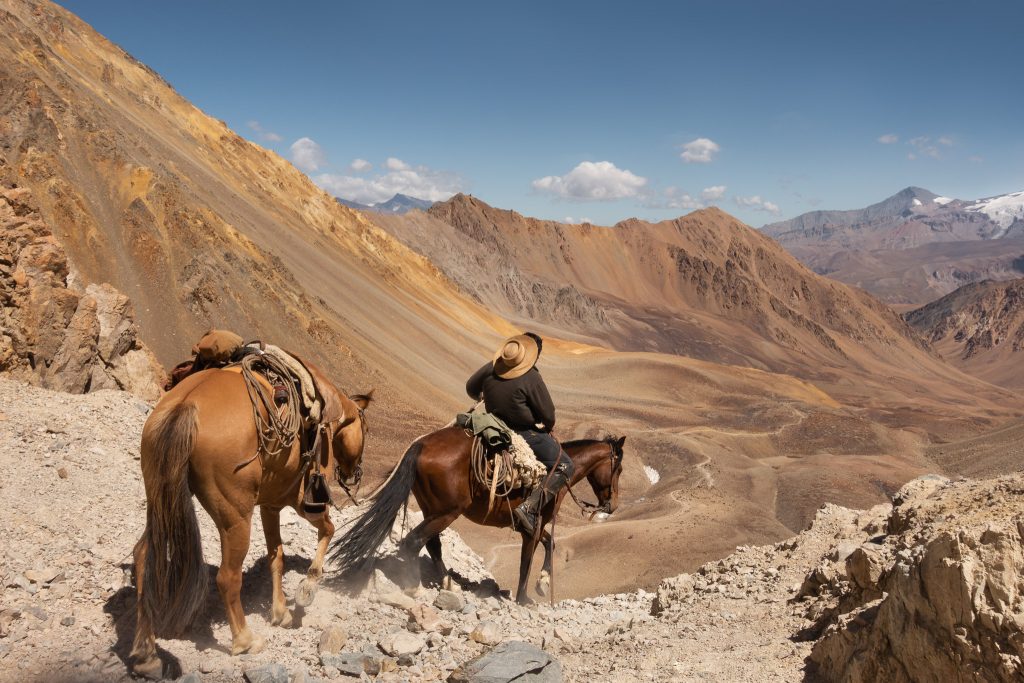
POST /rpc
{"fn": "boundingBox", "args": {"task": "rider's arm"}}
[525,370,556,431]
[465,362,492,400]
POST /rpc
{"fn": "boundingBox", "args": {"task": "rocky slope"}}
[904,278,1024,389]
[5,378,1024,682]
[0,184,163,399]
[4,0,1024,606]
[762,187,1024,305]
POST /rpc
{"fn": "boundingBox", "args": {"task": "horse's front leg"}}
[259,506,292,628]
[295,509,335,607]
[516,530,541,605]
[535,530,554,597]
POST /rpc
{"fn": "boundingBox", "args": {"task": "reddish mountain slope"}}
[905,278,1024,389]
[376,195,1004,426]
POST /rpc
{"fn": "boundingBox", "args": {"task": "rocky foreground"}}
[2,378,1023,682]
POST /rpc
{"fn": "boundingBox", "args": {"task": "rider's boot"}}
[513,461,572,536]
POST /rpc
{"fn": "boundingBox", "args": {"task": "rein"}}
[566,440,620,518]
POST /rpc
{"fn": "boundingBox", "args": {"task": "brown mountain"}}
[376,194,995,422]
[2,0,1023,600]
[905,278,1024,389]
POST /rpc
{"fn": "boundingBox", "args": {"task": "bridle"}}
[332,406,367,506]
[567,438,623,518]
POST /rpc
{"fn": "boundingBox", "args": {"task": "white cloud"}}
[349,158,371,173]
[531,161,647,201]
[877,133,899,144]
[562,216,593,224]
[247,120,283,143]
[316,159,463,205]
[734,195,781,215]
[289,137,327,173]
[680,137,720,164]
[701,185,727,202]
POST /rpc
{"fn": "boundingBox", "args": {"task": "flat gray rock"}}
[448,641,561,683]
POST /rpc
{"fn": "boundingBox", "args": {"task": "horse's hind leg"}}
[216,517,265,655]
[398,512,459,587]
[295,509,335,608]
[259,507,292,628]
[425,534,452,590]
[129,534,162,679]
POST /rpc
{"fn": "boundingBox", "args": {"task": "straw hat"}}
[492,334,540,379]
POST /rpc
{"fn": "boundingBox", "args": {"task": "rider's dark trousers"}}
[517,429,575,477]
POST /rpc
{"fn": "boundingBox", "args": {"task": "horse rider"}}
[466,332,574,536]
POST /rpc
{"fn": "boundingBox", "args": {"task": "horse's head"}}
[331,390,374,491]
[586,435,626,514]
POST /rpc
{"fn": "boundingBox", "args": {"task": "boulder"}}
[448,641,561,682]
[811,475,1024,682]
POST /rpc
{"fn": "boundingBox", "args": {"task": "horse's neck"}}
[569,444,606,484]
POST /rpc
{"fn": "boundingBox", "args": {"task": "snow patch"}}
[933,196,954,205]
[644,465,660,484]
[912,198,922,207]
[965,189,1024,236]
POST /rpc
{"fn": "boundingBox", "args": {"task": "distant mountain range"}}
[336,193,434,214]
[762,187,1024,305]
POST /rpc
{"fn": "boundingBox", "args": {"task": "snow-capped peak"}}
[965,189,1024,236]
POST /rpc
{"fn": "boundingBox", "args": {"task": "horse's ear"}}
[349,389,374,410]
[615,436,626,452]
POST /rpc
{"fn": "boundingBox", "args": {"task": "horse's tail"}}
[329,440,422,572]
[139,401,208,635]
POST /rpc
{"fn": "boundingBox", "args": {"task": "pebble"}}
[434,589,466,612]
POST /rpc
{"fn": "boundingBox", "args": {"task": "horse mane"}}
[562,435,619,450]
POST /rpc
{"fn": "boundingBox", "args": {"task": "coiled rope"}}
[240,351,303,462]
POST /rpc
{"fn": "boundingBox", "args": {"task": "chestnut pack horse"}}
[330,427,625,603]
[129,363,372,679]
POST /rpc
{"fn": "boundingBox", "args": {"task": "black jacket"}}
[465,363,556,432]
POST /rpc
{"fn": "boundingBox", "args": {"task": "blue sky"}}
[60,0,1024,226]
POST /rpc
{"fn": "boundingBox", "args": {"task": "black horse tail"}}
[329,441,422,572]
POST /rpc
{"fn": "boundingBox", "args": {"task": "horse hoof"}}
[231,632,266,656]
[535,571,550,597]
[131,654,163,680]
[271,609,293,628]
[295,578,318,607]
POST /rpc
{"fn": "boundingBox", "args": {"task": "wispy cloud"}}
[247,120,283,143]
[562,216,593,224]
[644,185,727,211]
[877,133,899,144]
[317,158,463,204]
[349,158,371,173]
[680,137,720,164]
[906,135,954,160]
[531,161,647,201]
[734,195,781,214]
[289,137,327,173]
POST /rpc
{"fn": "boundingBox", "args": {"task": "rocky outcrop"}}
[804,474,1024,682]
[0,185,164,399]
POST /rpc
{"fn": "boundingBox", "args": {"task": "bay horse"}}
[129,363,372,679]
[330,428,625,604]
